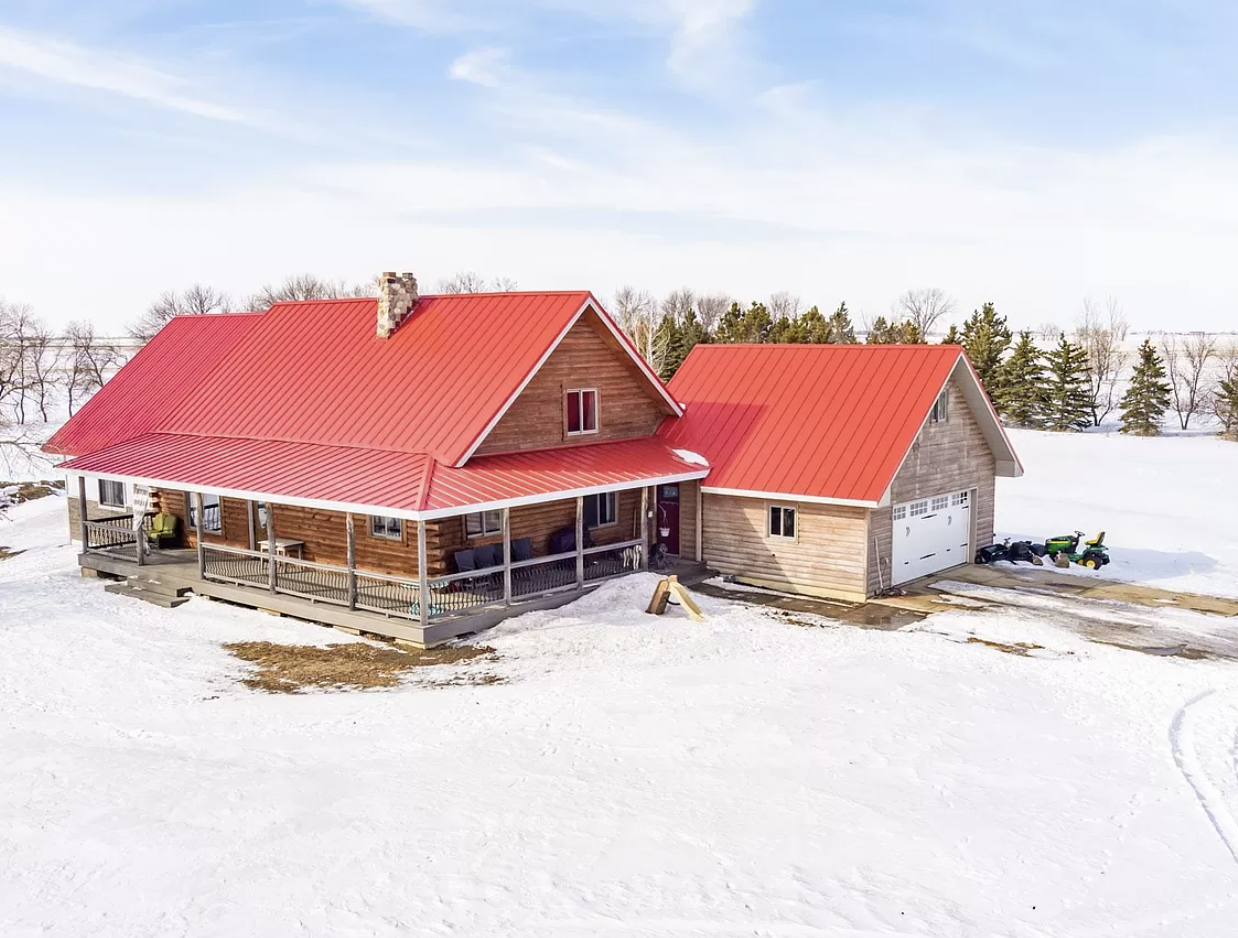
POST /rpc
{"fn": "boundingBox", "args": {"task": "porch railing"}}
[83,514,153,561]
[196,538,645,625]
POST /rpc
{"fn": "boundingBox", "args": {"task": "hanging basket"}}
[658,527,671,538]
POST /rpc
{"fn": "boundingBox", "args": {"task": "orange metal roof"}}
[58,434,707,519]
[658,344,1014,505]
[44,314,261,457]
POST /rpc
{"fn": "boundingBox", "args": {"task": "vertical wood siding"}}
[701,494,870,601]
[474,311,669,456]
[867,379,998,595]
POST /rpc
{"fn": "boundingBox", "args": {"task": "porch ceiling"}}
[58,433,708,521]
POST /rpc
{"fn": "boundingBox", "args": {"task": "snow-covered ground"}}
[999,428,1238,599]
[4,463,1238,936]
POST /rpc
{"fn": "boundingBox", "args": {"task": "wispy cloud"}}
[0,25,250,123]
[449,46,508,87]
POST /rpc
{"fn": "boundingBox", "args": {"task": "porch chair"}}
[145,512,179,550]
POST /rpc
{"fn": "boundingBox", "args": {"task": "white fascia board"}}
[455,298,683,468]
[701,486,882,509]
[65,467,711,523]
[419,469,710,520]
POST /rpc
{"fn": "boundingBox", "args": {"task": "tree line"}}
[611,286,1238,440]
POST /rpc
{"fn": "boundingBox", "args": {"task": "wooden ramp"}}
[646,575,705,622]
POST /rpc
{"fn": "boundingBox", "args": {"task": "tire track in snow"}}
[1169,690,1238,869]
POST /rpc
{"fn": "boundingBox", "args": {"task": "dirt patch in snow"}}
[966,637,1047,657]
[0,546,24,561]
[224,641,499,693]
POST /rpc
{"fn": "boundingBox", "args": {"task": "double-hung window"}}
[566,389,599,436]
[370,515,403,540]
[768,504,797,539]
[583,492,617,528]
[189,493,222,533]
[97,479,127,508]
[465,510,503,539]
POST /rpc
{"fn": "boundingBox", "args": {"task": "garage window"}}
[909,501,928,518]
[951,491,969,507]
[768,505,797,539]
[893,505,907,521]
[931,495,950,512]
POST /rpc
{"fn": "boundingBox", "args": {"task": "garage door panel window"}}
[951,491,969,508]
[893,505,907,521]
[768,505,797,539]
[892,492,973,586]
[931,495,949,512]
[909,501,928,518]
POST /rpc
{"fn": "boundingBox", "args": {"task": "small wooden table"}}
[257,538,305,559]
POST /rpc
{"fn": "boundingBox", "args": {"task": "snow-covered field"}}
[2,432,1238,937]
[999,428,1238,599]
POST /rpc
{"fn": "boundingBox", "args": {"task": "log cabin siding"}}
[701,493,870,602]
[676,479,700,559]
[867,379,997,595]
[474,312,670,456]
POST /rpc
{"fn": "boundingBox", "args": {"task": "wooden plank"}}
[246,500,256,551]
[266,502,277,593]
[502,507,512,605]
[194,492,206,579]
[639,486,650,570]
[345,512,357,610]
[575,496,585,587]
[77,476,89,548]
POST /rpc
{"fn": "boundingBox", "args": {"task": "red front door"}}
[656,484,681,555]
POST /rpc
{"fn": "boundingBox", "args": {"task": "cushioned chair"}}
[145,512,179,550]
[473,543,500,569]
[453,548,477,574]
[512,538,533,563]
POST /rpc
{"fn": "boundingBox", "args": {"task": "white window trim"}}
[767,503,798,541]
[565,388,600,437]
[369,515,404,541]
[97,478,128,508]
[465,510,503,539]
[584,491,618,529]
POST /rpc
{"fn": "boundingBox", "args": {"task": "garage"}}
[891,490,972,585]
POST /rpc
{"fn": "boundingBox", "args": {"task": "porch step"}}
[127,573,193,599]
[103,580,191,609]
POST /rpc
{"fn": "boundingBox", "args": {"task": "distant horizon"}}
[2,2,1236,332]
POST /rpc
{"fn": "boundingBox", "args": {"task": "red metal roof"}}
[58,433,707,518]
[158,292,679,466]
[44,314,261,456]
[658,344,1013,505]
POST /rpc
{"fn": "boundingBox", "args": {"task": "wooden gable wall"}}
[472,309,671,458]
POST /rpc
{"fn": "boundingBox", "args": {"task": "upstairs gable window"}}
[930,390,949,424]
[566,389,599,436]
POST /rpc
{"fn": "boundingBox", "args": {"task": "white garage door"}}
[891,491,972,585]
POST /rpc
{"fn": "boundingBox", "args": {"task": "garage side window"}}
[768,505,797,539]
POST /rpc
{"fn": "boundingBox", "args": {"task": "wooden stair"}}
[103,571,194,609]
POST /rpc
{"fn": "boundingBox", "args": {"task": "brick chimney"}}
[376,272,419,338]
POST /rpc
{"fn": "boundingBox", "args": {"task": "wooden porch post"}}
[345,512,357,610]
[246,500,256,551]
[639,486,650,571]
[266,502,277,594]
[416,521,429,629]
[194,492,206,580]
[76,475,89,550]
[135,483,145,567]
[575,496,585,588]
[502,507,512,606]
[695,483,704,563]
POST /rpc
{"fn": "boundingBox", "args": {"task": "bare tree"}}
[696,293,733,334]
[661,287,696,323]
[129,284,231,342]
[1074,296,1129,427]
[612,286,657,340]
[1036,321,1063,345]
[1160,331,1216,430]
[247,273,371,310]
[16,312,59,423]
[767,291,802,323]
[435,271,518,294]
[895,288,955,339]
[0,300,24,414]
[64,320,123,416]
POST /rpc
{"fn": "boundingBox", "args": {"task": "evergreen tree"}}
[659,309,711,379]
[1215,372,1238,440]
[715,301,772,344]
[866,316,895,344]
[941,323,961,345]
[1041,334,1092,432]
[825,302,857,343]
[714,301,746,344]
[995,332,1047,428]
[1118,339,1172,436]
[799,305,828,342]
[768,314,806,343]
[960,302,1012,400]
[867,317,922,344]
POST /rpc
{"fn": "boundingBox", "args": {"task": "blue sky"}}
[1,0,1235,331]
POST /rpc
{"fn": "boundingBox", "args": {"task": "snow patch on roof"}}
[673,448,710,468]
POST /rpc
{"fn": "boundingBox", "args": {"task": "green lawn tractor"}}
[1045,531,1110,569]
